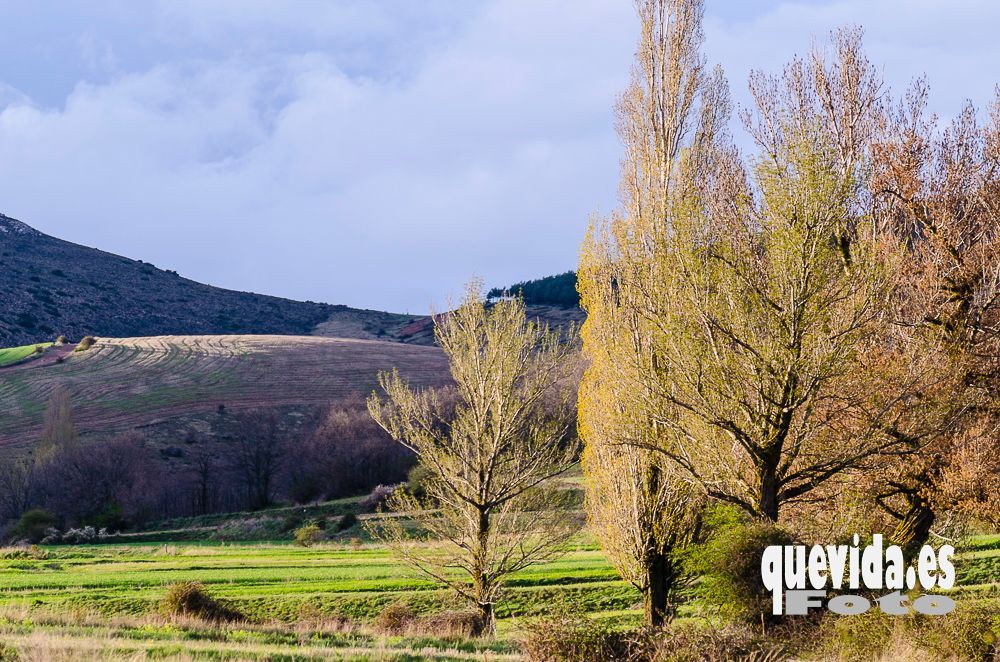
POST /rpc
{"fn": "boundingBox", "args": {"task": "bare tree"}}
[228,410,284,510]
[366,281,579,634]
[0,459,35,521]
[288,401,413,503]
[36,432,166,528]
[188,444,220,516]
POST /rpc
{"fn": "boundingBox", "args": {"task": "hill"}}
[0,212,577,348]
[0,334,449,449]
[0,213,425,347]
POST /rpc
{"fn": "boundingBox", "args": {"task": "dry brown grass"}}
[0,606,517,661]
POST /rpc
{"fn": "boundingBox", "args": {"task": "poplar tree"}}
[578,0,718,625]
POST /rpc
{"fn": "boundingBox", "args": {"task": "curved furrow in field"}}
[0,335,449,448]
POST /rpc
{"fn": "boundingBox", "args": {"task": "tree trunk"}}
[644,550,670,627]
[893,491,935,561]
[757,466,780,522]
[472,508,496,635]
[476,601,496,636]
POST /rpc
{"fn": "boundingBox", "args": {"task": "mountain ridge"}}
[0,213,583,348]
[0,213,424,347]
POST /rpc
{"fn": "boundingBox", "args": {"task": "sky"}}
[0,1,998,313]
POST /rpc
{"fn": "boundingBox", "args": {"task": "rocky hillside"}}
[0,213,417,347]
[0,212,583,348]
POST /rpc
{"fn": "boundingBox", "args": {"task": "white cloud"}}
[0,1,634,312]
[0,1,996,313]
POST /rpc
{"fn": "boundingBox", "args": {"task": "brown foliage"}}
[287,400,413,504]
[866,78,1000,539]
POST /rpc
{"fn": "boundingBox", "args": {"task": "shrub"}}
[87,503,127,531]
[913,601,1000,662]
[373,602,417,635]
[39,528,62,545]
[522,614,632,661]
[161,581,240,622]
[33,345,45,354]
[60,526,109,544]
[406,463,433,501]
[74,336,96,352]
[370,604,484,638]
[294,523,323,547]
[54,335,68,345]
[815,614,881,660]
[651,621,785,662]
[419,610,487,638]
[818,601,1000,661]
[336,513,358,532]
[686,508,795,623]
[10,508,59,544]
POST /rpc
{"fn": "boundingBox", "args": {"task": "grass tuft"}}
[160,581,241,623]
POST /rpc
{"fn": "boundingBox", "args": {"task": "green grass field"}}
[0,530,996,660]
[0,342,53,368]
[0,540,633,660]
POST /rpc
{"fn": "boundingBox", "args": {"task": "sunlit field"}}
[0,524,995,659]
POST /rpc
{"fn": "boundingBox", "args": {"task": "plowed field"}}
[0,335,449,448]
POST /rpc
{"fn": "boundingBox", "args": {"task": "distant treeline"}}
[487,271,579,307]
[0,397,414,535]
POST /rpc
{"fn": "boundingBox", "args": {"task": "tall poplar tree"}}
[578,0,719,626]
[580,2,929,535]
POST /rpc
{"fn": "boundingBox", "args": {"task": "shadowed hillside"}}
[0,212,583,348]
[0,213,423,347]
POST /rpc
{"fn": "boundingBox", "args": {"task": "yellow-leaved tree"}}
[580,0,941,550]
[578,0,720,626]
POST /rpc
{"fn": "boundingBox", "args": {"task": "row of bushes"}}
[0,401,415,540]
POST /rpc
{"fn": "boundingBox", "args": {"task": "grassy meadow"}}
[0,343,52,368]
[0,505,996,660]
[0,537,629,660]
